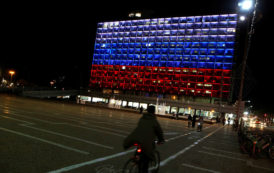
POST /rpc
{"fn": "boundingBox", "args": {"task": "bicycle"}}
[238,130,254,154]
[252,134,274,160]
[122,143,160,173]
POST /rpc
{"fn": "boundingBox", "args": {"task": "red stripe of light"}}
[90,65,232,98]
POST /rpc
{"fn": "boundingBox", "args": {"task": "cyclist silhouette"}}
[123,105,164,173]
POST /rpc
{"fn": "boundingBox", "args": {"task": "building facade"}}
[86,14,239,120]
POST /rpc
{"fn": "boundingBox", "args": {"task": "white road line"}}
[66,124,127,138]
[21,125,114,150]
[48,126,224,172]
[0,115,33,125]
[0,127,90,155]
[2,107,135,129]
[206,140,239,146]
[181,163,221,173]
[166,132,191,142]
[164,132,179,135]
[46,128,199,172]
[198,150,245,161]
[198,150,274,172]
[1,115,116,149]
[160,126,224,166]
[1,112,60,124]
[47,149,135,173]
[246,161,274,172]
[202,146,243,156]
[23,111,130,134]
[1,113,127,138]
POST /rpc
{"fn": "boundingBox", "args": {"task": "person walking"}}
[222,117,226,126]
[139,106,143,114]
[188,114,192,128]
[192,114,197,128]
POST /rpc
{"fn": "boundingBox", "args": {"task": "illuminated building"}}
[90,14,238,100]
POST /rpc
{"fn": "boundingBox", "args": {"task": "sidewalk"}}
[180,125,274,173]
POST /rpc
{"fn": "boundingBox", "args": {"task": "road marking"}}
[246,161,274,172]
[0,115,33,125]
[47,149,135,173]
[3,107,135,129]
[1,112,61,124]
[206,140,239,147]
[198,150,274,172]
[1,115,114,149]
[198,150,245,161]
[17,110,130,135]
[0,127,90,155]
[1,113,127,138]
[166,132,191,142]
[202,146,243,156]
[160,126,224,166]
[164,132,179,135]
[66,124,127,138]
[21,124,114,150]
[181,163,221,173]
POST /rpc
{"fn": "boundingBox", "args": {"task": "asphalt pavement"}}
[0,94,273,173]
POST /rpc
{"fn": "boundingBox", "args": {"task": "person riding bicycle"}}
[123,105,165,173]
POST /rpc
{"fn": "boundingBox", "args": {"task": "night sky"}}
[1,0,274,113]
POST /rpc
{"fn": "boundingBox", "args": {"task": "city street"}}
[0,95,273,173]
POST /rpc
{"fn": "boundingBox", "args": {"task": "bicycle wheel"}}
[149,150,160,173]
[122,158,139,173]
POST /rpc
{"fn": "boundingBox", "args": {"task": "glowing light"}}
[135,13,141,17]
[240,16,246,21]
[238,0,253,11]
[9,70,15,75]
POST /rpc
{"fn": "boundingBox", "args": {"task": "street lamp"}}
[236,0,258,118]
[9,70,15,83]
[238,0,254,11]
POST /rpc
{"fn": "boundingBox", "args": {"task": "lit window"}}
[103,23,108,28]
[206,90,211,94]
[227,28,236,33]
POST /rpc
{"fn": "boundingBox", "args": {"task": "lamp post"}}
[236,0,258,118]
[9,70,15,83]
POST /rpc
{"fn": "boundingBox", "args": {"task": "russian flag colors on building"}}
[90,14,238,99]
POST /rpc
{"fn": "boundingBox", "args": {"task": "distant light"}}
[128,13,135,17]
[9,70,15,75]
[240,16,246,21]
[244,111,249,115]
[238,0,253,11]
[171,95,177,100]
[135,13,141,17]
[129,12,141,18]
